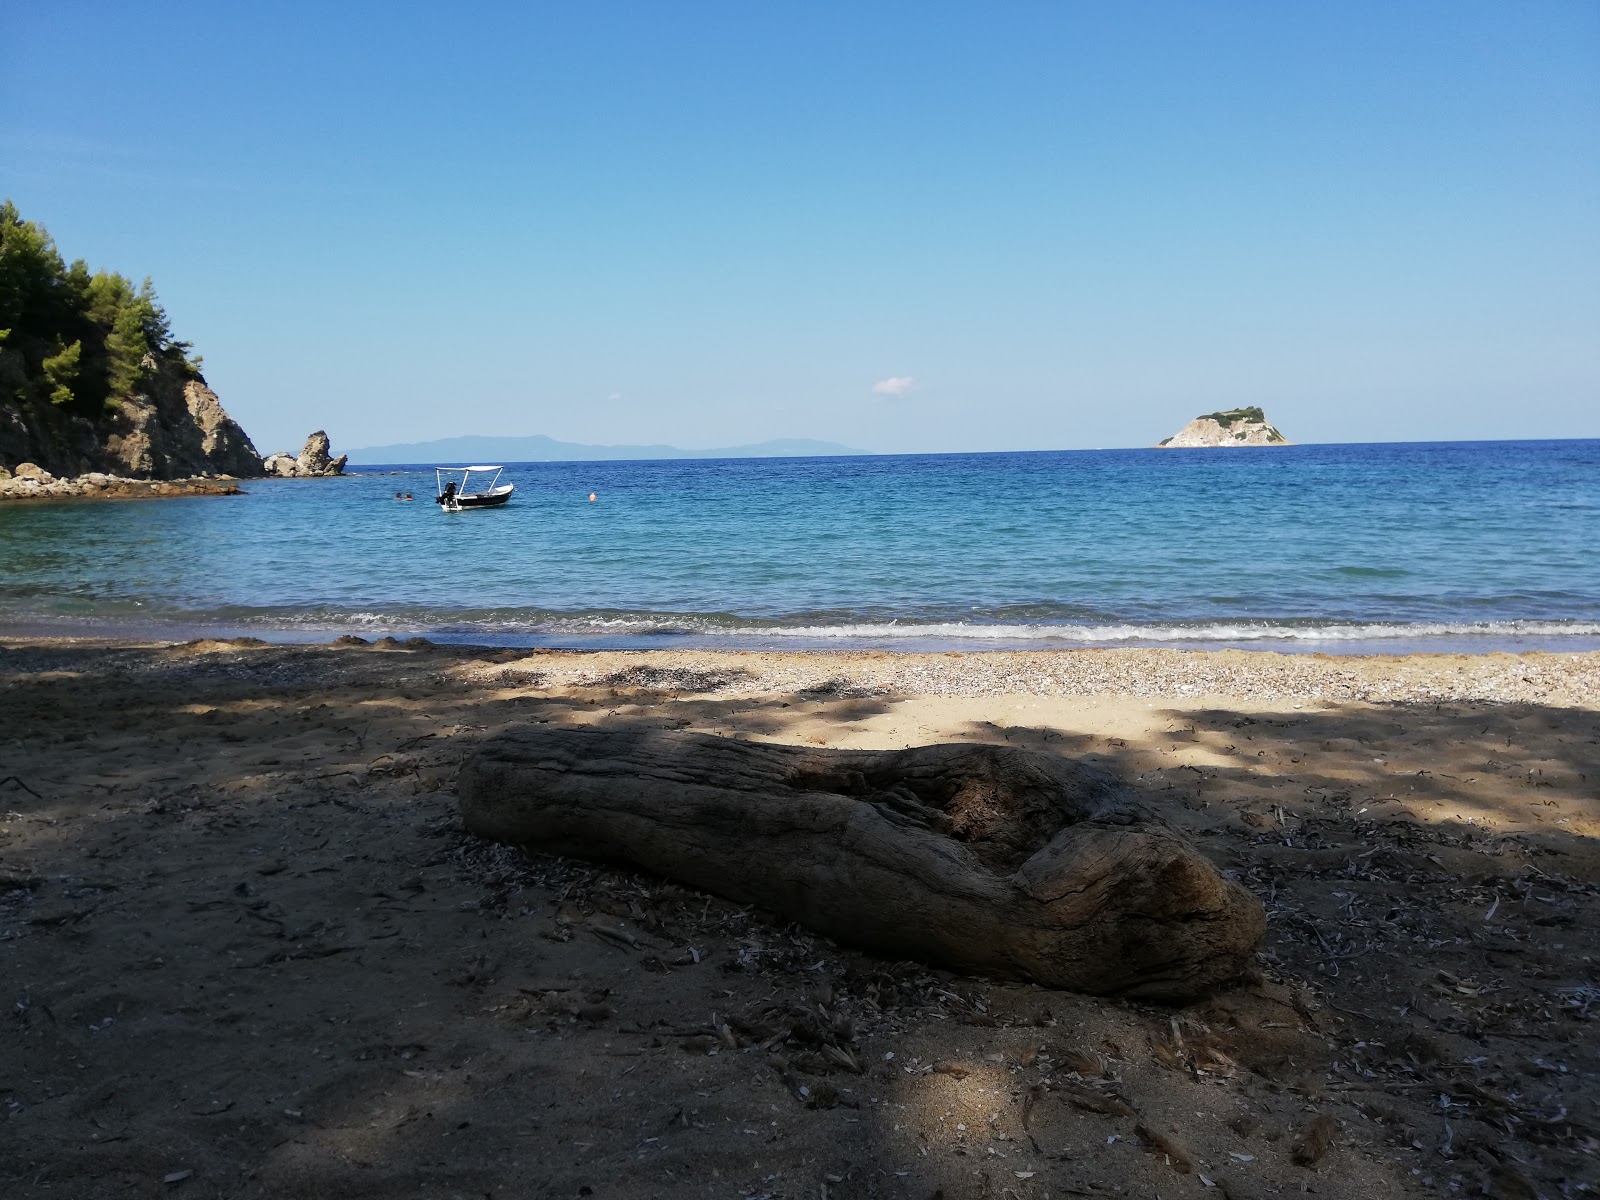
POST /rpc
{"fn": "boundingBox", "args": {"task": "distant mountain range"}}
[344,434,870,464]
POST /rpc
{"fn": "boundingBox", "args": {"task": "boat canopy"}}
[435,464,506,499]
[433,459,515,510]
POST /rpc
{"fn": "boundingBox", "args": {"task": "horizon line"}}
[340,433,1600,466]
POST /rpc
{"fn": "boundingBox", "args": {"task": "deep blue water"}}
[1,440,1597,653]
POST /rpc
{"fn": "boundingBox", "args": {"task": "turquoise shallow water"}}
[1,440,1596,653]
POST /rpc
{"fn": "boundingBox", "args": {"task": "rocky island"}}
[0,202,343,500]
[1157,406,1291,447]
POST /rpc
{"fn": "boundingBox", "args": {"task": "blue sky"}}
[4,1,1597,454]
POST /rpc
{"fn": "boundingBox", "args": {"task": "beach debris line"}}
[456,726,1267,999]
[588,664,752,693]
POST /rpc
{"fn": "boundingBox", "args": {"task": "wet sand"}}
[2,638,1596,1198]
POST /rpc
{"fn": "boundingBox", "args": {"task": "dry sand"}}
[1,638,1596,1199]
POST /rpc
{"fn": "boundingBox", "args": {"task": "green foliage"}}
[0,199,203,417]
[84,270,133,326]
[64,258,91,305]
[105,302,149,396]
[0,199,69,337]
[42,339,81,406]
[1199,406,1268,427]
[136,277,172,347]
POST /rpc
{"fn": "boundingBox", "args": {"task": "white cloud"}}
[873,376,915,397]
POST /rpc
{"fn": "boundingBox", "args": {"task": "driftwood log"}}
[458,727,1266,1000]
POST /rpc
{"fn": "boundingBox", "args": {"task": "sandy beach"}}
[2,638,1595,1199]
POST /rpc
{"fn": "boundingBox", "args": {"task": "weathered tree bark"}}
[458,727,1266,1000]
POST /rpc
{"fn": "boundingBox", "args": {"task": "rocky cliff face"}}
[1157,407,1290,448]
[0,354,265,478]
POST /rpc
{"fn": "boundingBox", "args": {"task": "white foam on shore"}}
[7,602,1600,652]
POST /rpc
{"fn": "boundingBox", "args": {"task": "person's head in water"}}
[394,491,402,500]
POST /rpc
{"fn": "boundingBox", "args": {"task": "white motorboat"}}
[434,465,514,511]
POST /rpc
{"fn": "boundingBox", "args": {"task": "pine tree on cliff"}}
[41,339,81,406]
[0,200,202,419]
[104,296,149,398]
[0,200,71,342]
[0,199,258,480]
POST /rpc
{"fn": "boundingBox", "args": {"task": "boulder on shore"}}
[1158,407,1290,447]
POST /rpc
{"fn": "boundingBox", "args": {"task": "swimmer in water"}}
[588,492,597,503]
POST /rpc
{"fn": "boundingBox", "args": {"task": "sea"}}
[1,440,1597,654]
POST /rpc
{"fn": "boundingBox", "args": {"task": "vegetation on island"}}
[1198,406,1267,427]
[1197,407,1287,442]
[0,200,202,419]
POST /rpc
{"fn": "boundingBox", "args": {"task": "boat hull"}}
[453,491,512,508]
[441,482,514,511]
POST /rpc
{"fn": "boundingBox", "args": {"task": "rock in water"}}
[295,430,347,476]
[457,726,1267,1000]
[1158,407,1290,447]
[260,431,348,477]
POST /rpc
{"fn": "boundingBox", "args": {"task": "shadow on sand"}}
[0,639,1594,1198]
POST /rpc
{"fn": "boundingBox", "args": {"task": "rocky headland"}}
[0,201,345,501]
[0,352,265,481]
[1157,406,1290,447]
[0,366,346,500]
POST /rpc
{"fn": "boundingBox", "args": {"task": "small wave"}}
[1332,566,1411,578]
[223,612,1600,644]
[5,596,1600,649]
